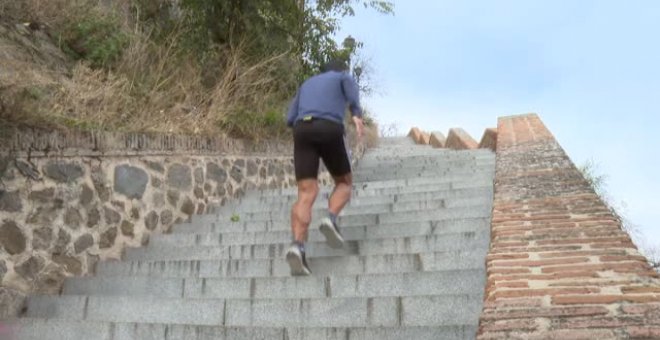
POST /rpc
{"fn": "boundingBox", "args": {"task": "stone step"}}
[354,173,491,183]
[218,186,493,213]
[97,250,487,279]
[125,232,490,261]
[358,160,490,167]
[358,159,495,169]
[356,175,496,191]
[199,196,493,224]
[362,151,493,158]
[353,167,494,178]
[63,269,485,300]
[26,294,483,327]
[236,182,494,209]
[360,152,493,160]
[376,137,416,144]
[362,146,490,153]
[357,157,495,167]
[353,172,495,188]
[360,150,494,159]
[354,167,493,177]
[359,155,484,161]
[234,183,493,202]
[174,204,492,234]
[353,169,493,180]
[12,320,478,340]
[250,179,493,199]
[358,166,492,177]
[356,181,493,197]
[244,178,494,204]
[152,218,491,248]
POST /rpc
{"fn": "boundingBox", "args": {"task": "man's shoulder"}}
[301,72,339,91]
[308,71,345,82]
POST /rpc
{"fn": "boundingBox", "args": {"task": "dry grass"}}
[0,0,295,139]
[47,42,292,137]
[69,37,288,134]
[342,107,379,149]
[1,0,97,29]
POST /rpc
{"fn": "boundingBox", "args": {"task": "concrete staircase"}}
[13,137,496,340]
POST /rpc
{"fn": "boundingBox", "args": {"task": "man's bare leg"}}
[329,173,353,216]
[320,173,352,248]
[286,178,319,276]
[291,179,319,243]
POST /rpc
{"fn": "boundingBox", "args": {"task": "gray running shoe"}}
[319,217,345,249]
[285,243,311,276]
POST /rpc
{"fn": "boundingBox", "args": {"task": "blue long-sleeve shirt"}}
[286,71,363,127]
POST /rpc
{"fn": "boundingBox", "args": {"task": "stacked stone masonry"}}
[0,129,362,317]
[477,114,660,339]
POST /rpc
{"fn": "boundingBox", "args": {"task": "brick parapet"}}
[429,132,446,148]
[478,114,660,339]
[407,127,424,145]
[479,128,498,151]
[420,131,431,145]
[446,128,478,150]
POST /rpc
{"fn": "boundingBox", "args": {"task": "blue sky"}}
[337,1,660,250]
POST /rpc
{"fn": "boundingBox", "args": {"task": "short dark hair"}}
[320,59,348,73]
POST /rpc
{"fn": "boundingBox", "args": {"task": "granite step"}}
[151,218,490,248]
[26,294,484,327]
[63,269,485,299]
[173,204,492,234]
[96,250,487,279]
[12,320,478,340]
[125,232,490,261]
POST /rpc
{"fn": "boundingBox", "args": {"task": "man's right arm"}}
[341,74,364,139]
[341,74,363,118]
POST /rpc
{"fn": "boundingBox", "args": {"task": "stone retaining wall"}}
[0,128,365,317]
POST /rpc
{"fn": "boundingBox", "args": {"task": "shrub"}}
[61,13,130,69]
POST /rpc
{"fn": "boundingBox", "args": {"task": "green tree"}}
[299,1,393,77]
[179,0,300,58]
[178,0,393,75]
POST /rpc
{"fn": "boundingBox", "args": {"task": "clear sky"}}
[337,1,660,251]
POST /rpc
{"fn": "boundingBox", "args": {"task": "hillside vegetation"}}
[0,0,391,140]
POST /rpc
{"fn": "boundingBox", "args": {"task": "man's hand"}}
[352,116,364,140]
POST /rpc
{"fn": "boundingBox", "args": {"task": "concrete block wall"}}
[478,114,660,339]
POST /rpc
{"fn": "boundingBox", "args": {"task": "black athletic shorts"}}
[293,118,351,180]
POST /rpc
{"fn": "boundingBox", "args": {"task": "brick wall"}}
[478,114,660,339]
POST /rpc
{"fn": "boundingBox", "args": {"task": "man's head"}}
[320,59,348,73]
